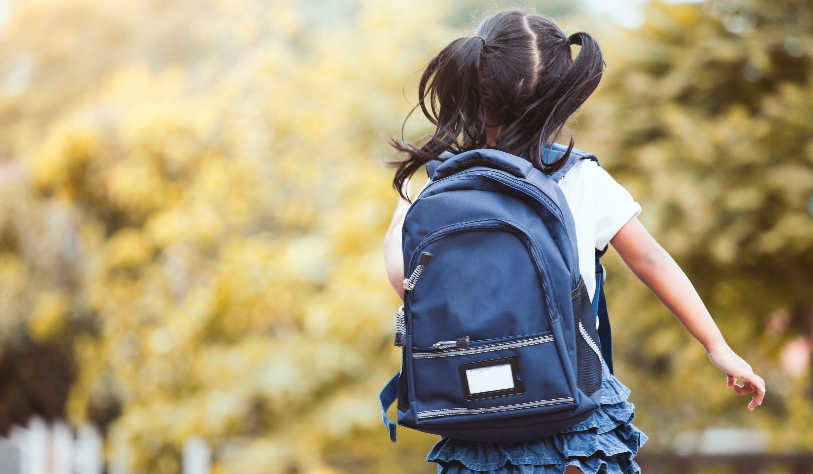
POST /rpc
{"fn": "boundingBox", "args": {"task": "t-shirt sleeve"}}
[593,166,642,250]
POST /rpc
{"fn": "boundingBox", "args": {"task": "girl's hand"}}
[707,344,766,411]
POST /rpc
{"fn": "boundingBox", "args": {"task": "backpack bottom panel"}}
[399,405,595,443]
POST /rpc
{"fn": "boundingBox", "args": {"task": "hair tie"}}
[567,33,580,46]
[475,36,487,48]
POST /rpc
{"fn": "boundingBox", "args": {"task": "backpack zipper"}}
[403,252,433,291]
[432,336,470,349]
[394,305,406,347]
[402,170,577,288]
[404,169,566,232]
[415,334,554,359]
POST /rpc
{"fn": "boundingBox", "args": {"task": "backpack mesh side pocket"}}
[571,277,602,396]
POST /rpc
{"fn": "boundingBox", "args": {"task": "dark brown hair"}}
[389,10,606,200]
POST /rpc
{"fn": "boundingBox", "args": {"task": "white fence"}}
[0,418,211,474]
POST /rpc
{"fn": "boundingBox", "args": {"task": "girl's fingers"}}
[714,349,766,410]
[748,392,762,411]
[752,376,766,406]
[732,383,754,395]
[736,373,765,411]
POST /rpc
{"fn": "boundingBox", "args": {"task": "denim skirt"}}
[426,359,647,474]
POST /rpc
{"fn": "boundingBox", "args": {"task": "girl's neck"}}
[485,125,502,148]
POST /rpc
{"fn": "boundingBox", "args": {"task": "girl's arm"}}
[610,216,766,410]
[384,179,411,301]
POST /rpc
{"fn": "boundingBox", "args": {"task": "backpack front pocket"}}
[404,219,564,347]
[409,332,575,424]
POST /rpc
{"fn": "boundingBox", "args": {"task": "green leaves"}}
[581,0,813,449]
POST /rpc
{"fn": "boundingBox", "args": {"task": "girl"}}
[383,10,766,474]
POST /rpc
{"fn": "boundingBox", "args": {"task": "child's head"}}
[392,10,605,198]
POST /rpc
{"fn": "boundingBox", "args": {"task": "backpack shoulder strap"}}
[425,151,454,181]
[427,147,600,182]
[550,145,599,183]
[379,372,399,442]
[426,160,442,180]
[585,156,612,373]
[593,246,613,374]
[547,147,612,373]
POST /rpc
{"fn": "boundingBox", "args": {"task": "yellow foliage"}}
[27,291,70,342]
[104,229,154,270]
[107,155,170,214]
[30,124,101,198]
[18,0,813,470]
[0,0,453,470]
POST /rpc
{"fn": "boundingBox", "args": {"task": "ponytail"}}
[543,31,604,168]
[389,35,487,201]
[389,11,606,199]
[513,26,606,173]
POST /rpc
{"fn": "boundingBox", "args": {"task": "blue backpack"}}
[379,145,614,443]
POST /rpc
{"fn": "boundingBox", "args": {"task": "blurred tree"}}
[3,0,812,471]
[0,0,218,157]
[1,0,454,472]
[580,0,813,451]
[0,154,79,435]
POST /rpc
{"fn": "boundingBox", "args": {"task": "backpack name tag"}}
[459,356,525,401]
[466,364,514,393]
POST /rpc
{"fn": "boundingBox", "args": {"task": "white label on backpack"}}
[466,364,515,394]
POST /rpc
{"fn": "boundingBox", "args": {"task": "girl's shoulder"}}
[560,157,641,249]
[560,157,633,199]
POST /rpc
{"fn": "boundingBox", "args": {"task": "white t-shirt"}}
[558,159,641,301]
[393,159,641,304]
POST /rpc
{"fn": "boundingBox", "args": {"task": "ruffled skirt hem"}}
[426,361,647,474]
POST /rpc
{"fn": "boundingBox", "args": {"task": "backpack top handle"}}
[431,149,535,181]
[428,146,593,183]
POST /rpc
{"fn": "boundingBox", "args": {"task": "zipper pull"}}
[433,336,470,350]
[403,252,433,291]
[394,305,405,347]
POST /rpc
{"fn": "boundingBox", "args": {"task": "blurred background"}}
[0,0,811,472]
